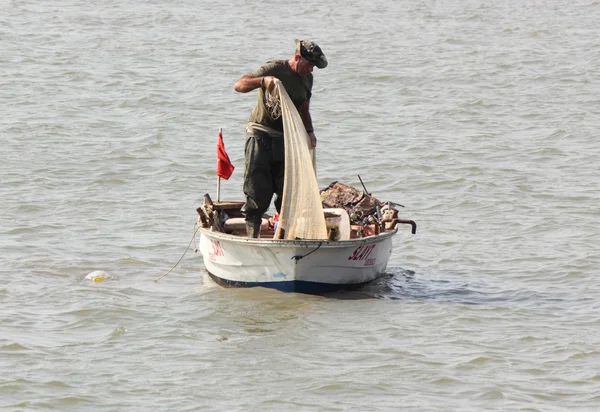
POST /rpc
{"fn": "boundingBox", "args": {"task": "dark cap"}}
[295,39,328,69]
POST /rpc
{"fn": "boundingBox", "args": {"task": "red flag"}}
[216,130,234,180]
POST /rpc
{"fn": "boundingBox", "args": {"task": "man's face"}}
[297,57,315,76]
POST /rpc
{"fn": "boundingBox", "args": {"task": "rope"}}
[291,242,323,263]
[265,84,282,120]
[153,223,201,283]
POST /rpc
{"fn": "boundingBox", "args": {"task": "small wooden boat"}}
[196,183,416,294]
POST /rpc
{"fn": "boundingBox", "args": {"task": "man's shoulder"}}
[264,59,287,67]
[256,59,288,73]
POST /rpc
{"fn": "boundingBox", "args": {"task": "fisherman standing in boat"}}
[234,40,328,238]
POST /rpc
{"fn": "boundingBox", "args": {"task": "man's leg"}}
[242,132,273,238]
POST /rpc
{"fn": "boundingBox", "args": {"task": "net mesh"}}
[272,79,328,240]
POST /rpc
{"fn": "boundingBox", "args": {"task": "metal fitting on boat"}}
[397,219,417,234]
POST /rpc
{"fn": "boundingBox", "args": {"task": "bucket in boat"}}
[323,208,351,240]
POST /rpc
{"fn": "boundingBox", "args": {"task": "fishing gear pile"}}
[320,181,416,237]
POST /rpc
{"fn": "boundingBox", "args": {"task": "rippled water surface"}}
[2,1,600,411]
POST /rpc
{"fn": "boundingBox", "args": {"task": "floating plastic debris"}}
[85,270,112,282]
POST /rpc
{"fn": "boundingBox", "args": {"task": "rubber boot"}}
[246,220,261,239]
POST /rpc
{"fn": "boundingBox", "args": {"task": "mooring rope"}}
[153,223,200,283]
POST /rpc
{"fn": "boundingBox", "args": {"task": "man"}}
[234,39,327,238]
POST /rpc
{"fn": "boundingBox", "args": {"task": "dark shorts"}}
[242,129,284,222]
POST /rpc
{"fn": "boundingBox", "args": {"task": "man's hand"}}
[308,131,317,147]
[263,76,275,91]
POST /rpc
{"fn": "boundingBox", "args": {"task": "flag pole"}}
[217,176,221,202]
[217,128,222,202]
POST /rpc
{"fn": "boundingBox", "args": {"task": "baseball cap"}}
[295,39,328,69]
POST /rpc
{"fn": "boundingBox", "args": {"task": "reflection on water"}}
[325,268,499,304]
[324,268,480,301]
[326,268,567,312]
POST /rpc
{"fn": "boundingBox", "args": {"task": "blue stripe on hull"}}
[207,271,368,295]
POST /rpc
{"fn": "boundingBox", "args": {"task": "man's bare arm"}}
[234,74,275,93]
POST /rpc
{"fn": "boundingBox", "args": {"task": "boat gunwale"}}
[198,226,398,248]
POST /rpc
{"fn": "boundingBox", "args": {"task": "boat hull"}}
[198,228,397,294]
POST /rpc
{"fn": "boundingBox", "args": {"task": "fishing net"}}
[271,79,327,240]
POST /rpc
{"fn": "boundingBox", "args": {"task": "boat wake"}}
[323,268,489,303]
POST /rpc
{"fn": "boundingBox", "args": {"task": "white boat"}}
[196,195,416,294]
